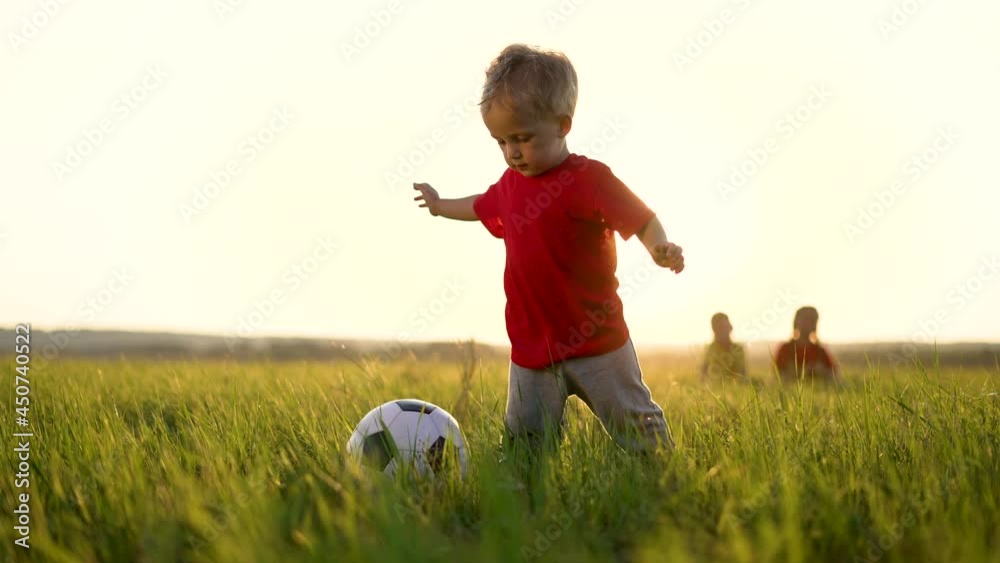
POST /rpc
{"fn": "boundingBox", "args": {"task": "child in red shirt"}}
[774,306,839,382]
[413,44,684,454]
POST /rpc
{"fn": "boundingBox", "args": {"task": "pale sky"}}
[2,0,999,349]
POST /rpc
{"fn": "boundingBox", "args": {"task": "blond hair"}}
[480,44,578,121]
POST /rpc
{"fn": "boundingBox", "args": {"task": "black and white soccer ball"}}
[346,399,468,478]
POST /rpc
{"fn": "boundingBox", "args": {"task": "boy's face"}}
[712,317,732,339]
[482,100,571,177]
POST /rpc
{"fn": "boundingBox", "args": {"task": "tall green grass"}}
[2,356,998,562]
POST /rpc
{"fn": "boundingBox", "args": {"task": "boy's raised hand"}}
[651,242,684,273]
[413,182,440,216]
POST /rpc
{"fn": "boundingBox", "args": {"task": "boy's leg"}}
[504,361,568,454]
[502,362,568,511]
[563,339,674,454]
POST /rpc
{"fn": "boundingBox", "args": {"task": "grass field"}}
[2,354,998,563]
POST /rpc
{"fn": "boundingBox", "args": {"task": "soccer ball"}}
[346,399,468,478]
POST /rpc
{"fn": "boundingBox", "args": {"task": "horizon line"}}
[2,325,998,349]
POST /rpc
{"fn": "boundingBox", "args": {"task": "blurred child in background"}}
[700,312,749,381]
[774,306,839,382]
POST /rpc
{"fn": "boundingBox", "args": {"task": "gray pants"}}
[505,339,673,453]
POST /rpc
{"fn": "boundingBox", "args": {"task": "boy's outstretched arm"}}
[413,182,480,221]
[637,216,684,273]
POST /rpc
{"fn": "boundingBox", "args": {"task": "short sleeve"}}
[473,183,504,239]
[588,163,655,240]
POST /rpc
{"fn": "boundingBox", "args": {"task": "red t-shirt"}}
[473,154,655,369]
[774,340,837,372]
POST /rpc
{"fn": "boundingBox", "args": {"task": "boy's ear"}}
[557,115,573,138]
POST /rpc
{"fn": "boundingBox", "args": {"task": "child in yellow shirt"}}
[700,313,749,381]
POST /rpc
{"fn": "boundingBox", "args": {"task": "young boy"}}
[413,44,684,454]
[700,312,749,381]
